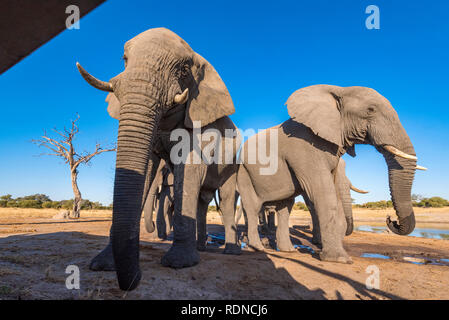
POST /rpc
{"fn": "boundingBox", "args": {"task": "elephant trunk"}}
[143,192,156,233]
[111,94,160,291]
[382,139,416,235]
[144,163,164,234]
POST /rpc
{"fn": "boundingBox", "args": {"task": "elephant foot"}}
[161,244,200,269]
[319,248,353,264]
[223,243,241,255]
[311,236,322,248]
[89,243,115,271]
[240,234,249,244]
[247,240,265,252]
[277,242,296,252]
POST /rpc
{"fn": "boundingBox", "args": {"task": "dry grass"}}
[1,207,449,225]
[0,208,112,219]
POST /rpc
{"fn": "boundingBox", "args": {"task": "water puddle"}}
[356,225,449,240]
[361,253,390,260]
[361,252,449,266]
[293,244,315,254]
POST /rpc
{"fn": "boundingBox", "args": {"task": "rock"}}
[52,211,69,219]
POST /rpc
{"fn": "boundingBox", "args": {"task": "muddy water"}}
[356,225,449,240]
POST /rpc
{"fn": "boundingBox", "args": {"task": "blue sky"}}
[0,0,448,205]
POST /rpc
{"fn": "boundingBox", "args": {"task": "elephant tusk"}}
[383,145,417,161]
[416,165,428,171]
[76,62,113,92]
[174,88,189,105]
[350,185,369,194]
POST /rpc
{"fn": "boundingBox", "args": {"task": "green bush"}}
[0,195,12,201]
[42,201,60,209]
[208,205,217,212]
[359,200,393,209]
[293,201,309,211]
[0,200,7,208]
[415,197,449,208]
[6,200,19,208]
[17,200,42,208]
[59,200,74,210]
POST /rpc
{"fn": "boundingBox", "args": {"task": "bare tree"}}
[32,114,115,218]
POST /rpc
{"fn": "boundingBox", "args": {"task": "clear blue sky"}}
[0,0,447,205]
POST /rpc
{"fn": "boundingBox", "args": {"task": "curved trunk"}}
[111,94,160,291]
[337,178,354,236]
[383,151,416,235]
[143,161,165,234]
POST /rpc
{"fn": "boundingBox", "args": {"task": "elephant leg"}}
[259,208,269,235]
[266,206,276,234]
[156,186,174,240]
[165,198,174,237]
[276,199,296,252]
[304,197,321,247]
[161,163,200,269]
[237,166,264,251]
[89,239,115,271]
[303,173,351,264]
[156,190,169,239]
[196,193,211,252]
[219,176,241,255]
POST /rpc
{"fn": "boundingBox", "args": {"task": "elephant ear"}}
[286,85,343,148]
[184,53,235,128]
[105,93,120,120]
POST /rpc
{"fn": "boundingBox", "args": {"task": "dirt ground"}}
[0,207,448,300]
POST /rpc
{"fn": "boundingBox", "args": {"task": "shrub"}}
[293,201,309,211]
[42,201,60,209]
[59,200,74,210]
[415,197,449,208]
[17,200,42,208]
[6,200,19,208]
[0,200,7,208]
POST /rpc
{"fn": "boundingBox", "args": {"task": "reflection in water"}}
[356,225,449,240]
[361,253,390,260]
[361,253,449,266]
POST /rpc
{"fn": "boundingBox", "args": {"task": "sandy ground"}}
[0,207,448,300]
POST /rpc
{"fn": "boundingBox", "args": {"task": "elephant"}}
[235,158,369,250]
[143,159,174,240]
[237,84,426,263]
[77,27,241,291]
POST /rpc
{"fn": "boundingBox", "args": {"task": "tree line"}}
[291,195,449,210]
[0,194,111,210]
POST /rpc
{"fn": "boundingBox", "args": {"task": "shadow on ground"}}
[0,221,405,299]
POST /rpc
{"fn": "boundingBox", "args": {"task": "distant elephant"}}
[235,158,368,250]
[238,85,426,263]
[77,28,241,291]
[143,160,174,240]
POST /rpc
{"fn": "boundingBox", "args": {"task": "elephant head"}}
[286,85,425,236]
[77,28,234,290]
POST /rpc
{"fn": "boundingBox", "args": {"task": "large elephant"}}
[235,158,368,250]
[77,28,241,291]
[237,84,425,263]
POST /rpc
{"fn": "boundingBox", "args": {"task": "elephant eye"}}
[122,55,128,68]
[367,105,376,115]
[180,64,190,77]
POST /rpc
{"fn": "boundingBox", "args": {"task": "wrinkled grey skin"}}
[235,159,366,249]
[237,85,418,263]
[144,161,174,240]
[78,28,240,291]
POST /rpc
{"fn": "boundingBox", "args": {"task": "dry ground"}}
[0,207,448,300]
